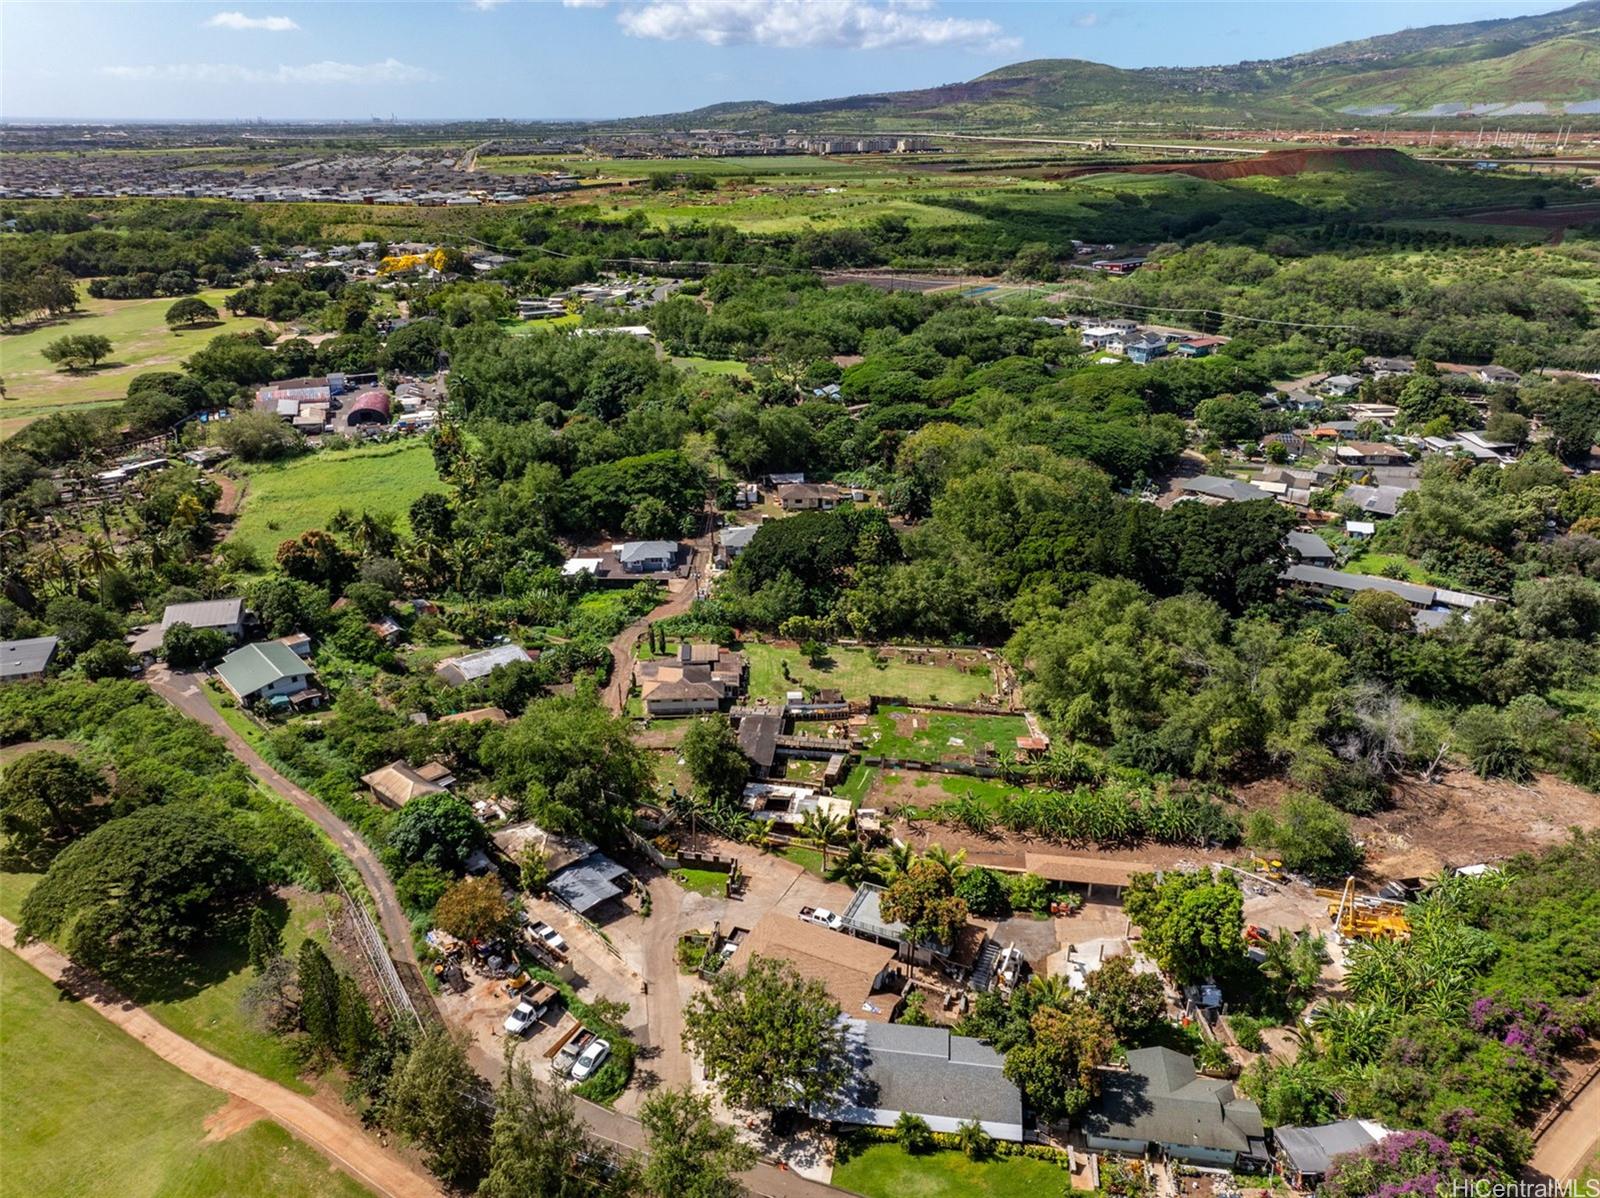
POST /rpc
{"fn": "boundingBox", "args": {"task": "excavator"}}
[1315,876,1411,941]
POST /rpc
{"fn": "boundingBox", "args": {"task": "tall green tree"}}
[247,906,281,971]
[1123,869,1245,986]
[682,956,848,1113]
[388,1027,491,1189]
[1002,1000,1115,1120]
[639,1087,756,1198]
[680,713,750,806]
[297,940,340,1058]
[480,1054,630,1198]
[18,805,257,980]
[0,749,105,864]
[481,694,655,844]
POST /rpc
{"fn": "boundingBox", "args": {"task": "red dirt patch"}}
[1051,147,1422,182]
[1456,202,1600,229]
[201,1094,265,1142]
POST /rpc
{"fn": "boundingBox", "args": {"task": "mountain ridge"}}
[637,1,1600,128]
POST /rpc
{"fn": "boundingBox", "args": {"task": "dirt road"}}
[144,668,438,1022]
[1529,1057,1600,1182]
[146,666,844,1196]
[602,533,712,714]
[2,917,443,1198]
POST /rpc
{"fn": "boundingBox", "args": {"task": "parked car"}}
[799,906,842,930]
[503,982,559,1036]
[528,920,567,952]
[571,1038,611,1082]
[504,1001,542,1036]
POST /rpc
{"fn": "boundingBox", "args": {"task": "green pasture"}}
[227,440,445,565]
[859,707,1029,764]
[0,952,374,1198]
[742,643,995,706]
[831,1140,1070,1198]
[0,289,269,439]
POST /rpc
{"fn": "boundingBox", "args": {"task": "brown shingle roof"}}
[731,913,900,1021]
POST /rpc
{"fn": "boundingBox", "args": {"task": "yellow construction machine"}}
[379,249,449,274]
[1316,877,1411,941]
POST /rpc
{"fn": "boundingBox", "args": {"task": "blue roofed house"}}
[821,1020,1024,1142]
[1120,332,1171,364]
[616,540,680,574]
[1084,1047,1268,1169]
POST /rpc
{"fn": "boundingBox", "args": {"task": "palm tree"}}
[826,840,877,889]
[875,841,916,883]
[922,843,968,879]
[77,533,118,584]
[1025,973,1074,1009]
[797,809,848,873]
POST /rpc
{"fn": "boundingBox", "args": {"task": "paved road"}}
[147,667,846,1197]
[602,531,712,714]
[145,668,439,1023]
[3,918,444,1198]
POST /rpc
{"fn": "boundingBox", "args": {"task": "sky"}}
[0,0,1578,121]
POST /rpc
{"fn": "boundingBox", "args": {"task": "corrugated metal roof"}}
[161,597,243,631]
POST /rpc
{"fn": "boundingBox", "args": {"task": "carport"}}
[546,851,631,915]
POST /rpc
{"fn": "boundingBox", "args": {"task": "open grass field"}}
[831,1141,1070,1198]
[859,707,1029,764]
[0,289,269,439]
[0,952,374,1198]
[671,354,752,377]
[742,643,996,706]
[227,440,445,565]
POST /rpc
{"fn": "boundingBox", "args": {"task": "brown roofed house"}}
[634,643,745,716]
[729,912,903,1021]
[362,760,448,808]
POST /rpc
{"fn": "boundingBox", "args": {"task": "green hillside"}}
[651,0,1600,129]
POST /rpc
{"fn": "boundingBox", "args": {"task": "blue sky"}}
[0,1,1576,121]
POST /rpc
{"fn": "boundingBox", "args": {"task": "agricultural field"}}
[742,643,999,706]
[0,288,268,438]
[830,1140,1071,1198]
[0,952,374,1198]
[858,708,1030,764]
[227,440,446,566]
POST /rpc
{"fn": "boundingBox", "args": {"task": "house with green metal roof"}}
[215,640,321,708]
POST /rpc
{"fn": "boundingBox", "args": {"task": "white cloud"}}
[204,11,299,32]
[616,0,1017,53]
[561,0,610,7]
[470,0,508,10]
[1071,12,1100,29]
[102,59,436,85]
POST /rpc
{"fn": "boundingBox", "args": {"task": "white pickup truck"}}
[799,906,843,931]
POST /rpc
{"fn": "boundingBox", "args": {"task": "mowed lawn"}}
[742,644,995,706]
[228,440,445,564]
[0,289,268,438]
[831,1142,1069,1198]
[859,707,1029,763]
[0,952,374,1198]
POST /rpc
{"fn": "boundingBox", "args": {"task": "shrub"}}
[1007,871,1051,913]
[895,1111,933,1154]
